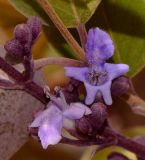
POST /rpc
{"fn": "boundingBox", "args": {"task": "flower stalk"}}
[36,0,85,61]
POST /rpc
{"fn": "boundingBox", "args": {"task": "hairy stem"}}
[0,56,48,104]
[61,128,145,159]
[70,0,87,49]
[61,137,106,146]
[23,57,34,81]
[37,0,85,61]
[117,134,145,159]
[77,24,87,49]
[0,57,23,83]
[34,57,86,70]
[24,81,48,104]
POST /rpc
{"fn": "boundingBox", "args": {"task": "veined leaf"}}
[9,0,101,27]
[8,0,51,26]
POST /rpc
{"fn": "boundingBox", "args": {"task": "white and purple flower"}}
[30,95,91,149]
[65,28,129,105]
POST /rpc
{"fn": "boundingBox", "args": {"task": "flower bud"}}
[14,24,32,44]
[111,76,130,96]
[27,16,42,42]
[76,117,93,135]
[108,152,129,160]
[89,103,108,131]
[75,103,107,137]
[4,39,23,60]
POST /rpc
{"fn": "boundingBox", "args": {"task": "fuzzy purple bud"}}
[108,152,129,160]
[76,117,93,136]
[14,24,32,44]
[4,39,23,59]
[76,103,107,137]
[27,16,42,42]
[111,76,130,96]
[89,103,108,131]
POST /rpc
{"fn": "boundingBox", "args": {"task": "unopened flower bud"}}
[4,39,23,59]
[108,152,129,160]
[111,76,130,96]
[27,16,42,42]
[75,103,107,137]
[14,24,32,44]
[89,103,108,131]
[76,117,93,135]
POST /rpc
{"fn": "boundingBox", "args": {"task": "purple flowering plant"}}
[1,0,145,160]
[65,28,129,105]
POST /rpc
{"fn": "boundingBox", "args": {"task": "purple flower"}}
[65,28,129,105]
[30,96,91,149]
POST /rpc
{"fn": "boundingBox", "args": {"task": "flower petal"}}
[105,63,129,80]
[30,104,61,128]
[84,81,112,105]
[85,27,114,64]
[100,81,112,105]
[38,105,63,149]
[64,67,88,82]
[63,102,91,120]
[84,82,98,105]
[38,117,62,149]
[63,118,75,130]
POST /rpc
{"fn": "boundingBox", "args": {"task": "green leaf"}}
[9,0,101,27]
[8,0,51,25]
[88,0,145,77]
[47,0,101,27]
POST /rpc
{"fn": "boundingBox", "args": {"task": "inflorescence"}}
[2,16,145,159]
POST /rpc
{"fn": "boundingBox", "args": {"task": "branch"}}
[37,0,85,61]
[34,57,86,70]
[76,24,87,49]
[60,128,145,159]
[117,134,145,160]
[60,136,106,146]
[0,56,48,104]
[23,56,34,81]
[0,57,23,83]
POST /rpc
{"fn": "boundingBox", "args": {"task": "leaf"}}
[9,0,101,27]
[0,89,44,160]
[8,0,51,26]
[88,0,145,77]
[0,59,45,160]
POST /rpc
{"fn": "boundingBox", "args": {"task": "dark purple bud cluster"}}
[4,16,41,61]
[76,102,107,138]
